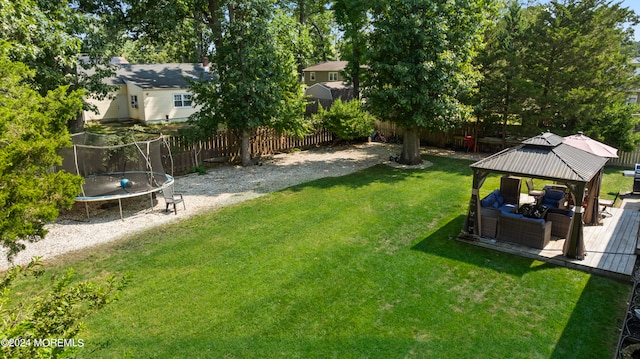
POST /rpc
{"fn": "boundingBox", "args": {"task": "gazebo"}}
[462,132,609,260]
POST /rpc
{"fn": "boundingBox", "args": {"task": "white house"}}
[83,61,212,125]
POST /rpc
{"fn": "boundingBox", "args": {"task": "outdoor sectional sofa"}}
[479,189,516,238]
[497,212,551,249]
[479,184,552,249]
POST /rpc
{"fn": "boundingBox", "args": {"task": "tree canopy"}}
[188,0,307,166]
[0,43,84,257]
[474,0,640,151]
[365,0,497,164]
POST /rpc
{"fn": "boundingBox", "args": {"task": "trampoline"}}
[58,131,174,219]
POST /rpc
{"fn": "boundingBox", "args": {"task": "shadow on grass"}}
[412,215,631,358]
[411,215,557,277]
[548,274,632,358]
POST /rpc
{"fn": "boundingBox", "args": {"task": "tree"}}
[473,0,534,144]
[276,0,337,77]
[0,44,84,258]
[189,0,308,166]
[522,0,639,147]
[333,0,370,99]
[365,0,496,165]
[0,259,126,359]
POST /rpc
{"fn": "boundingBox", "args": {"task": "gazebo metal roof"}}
[470,132,608,183]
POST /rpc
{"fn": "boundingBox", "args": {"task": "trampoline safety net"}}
[58,131,174,201]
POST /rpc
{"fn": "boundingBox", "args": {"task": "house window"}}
[174,94,193,108]
[130,95,138,109]
[310,72,316,81]
[627,95,638,105]
[328,72,339,81]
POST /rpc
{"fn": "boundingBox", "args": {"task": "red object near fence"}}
[463,135,474,152]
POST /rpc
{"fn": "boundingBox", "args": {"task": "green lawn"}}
[26,155,635,357]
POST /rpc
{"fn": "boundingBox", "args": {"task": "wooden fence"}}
[608,150,640,168]
[374,120,640,168]
[163,127,334,175]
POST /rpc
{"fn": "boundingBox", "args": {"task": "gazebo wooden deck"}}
[461,196,640,280]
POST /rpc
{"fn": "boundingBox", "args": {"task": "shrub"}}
[0,258,127,358]
[313,99,376,141]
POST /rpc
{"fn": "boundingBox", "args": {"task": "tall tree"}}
[276,0,336,78]
[0,43,84,257]
[190,0,307,166]
[522,0,639,147]
[473,0,533,145]
[365,0,496,165]
[333,0,370,99]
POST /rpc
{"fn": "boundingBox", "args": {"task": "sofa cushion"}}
[499,204,516,214]
[481,189,505,208]
[541,188,565,208]
[494,191,504,206]
[481,192,496,208]
[547,207,574,217]
[502,210,545,227]
[501,211,524,220]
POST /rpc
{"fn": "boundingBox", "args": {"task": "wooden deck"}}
[460,196,640,280]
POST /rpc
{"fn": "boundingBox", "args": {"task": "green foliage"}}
[190,165,207,175]
[472,1,534,136]
[584,102,640,152]
[365,0,497,163]
[312,99,375,140]
[0,258,127,359]
[189,1,309,165]
[519,1,638,137]
[470,0,640,147]
[365,0,496,131]
[333,0,370,98]
[0,44,84,258]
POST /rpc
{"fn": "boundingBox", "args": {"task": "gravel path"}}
[0,143,485,270]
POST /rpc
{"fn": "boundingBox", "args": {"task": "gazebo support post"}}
[463,169,489,237]
[564,182,586,259]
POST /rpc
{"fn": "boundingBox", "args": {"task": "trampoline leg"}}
[118,198,123,220]
[84,202,90,221]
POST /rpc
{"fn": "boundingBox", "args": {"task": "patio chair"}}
[162,184,185,215]
[526,178,545,203]
[600,191,620,217]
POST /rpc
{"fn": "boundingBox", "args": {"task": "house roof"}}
[115,63,211,89]
[470,132,608,183]
[303,61,348,72]
[84,62,211,89]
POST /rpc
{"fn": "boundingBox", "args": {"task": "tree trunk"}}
[399,127,422,165]
[241,129,252,167]
[67,112,85,134]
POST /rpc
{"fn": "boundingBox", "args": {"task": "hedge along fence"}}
[163,127,334,175]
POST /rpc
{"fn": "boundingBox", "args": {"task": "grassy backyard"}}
[18,155,633,358]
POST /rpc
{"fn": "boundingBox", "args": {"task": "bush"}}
[313,99,376,141]
[0,258,127,359]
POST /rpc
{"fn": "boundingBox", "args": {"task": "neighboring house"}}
[305,81,353,102]
[83,61,211,124]
[302,61,348,85]
[304,81,354,116]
